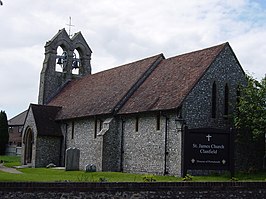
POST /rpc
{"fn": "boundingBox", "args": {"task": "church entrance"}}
[24,128,33,165]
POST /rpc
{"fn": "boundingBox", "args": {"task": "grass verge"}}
[0,156,266,182]
[0,169,181,182]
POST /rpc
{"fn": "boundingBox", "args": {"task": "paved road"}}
[0,163,22,174]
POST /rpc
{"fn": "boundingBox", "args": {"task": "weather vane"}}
[66,16,74,37]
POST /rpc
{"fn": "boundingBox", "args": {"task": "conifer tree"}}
[0,111,9,155]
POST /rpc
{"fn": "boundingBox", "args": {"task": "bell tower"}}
[38,29,92,105]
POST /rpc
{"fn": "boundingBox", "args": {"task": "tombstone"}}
[65,147,80,171]
[85,164,96,172]
[46,163,56,168]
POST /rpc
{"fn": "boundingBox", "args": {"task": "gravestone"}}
[85,164,96,172]
[65,147,80,171]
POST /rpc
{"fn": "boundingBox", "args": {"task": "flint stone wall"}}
[122,112,182,176]
[0,182,265,199]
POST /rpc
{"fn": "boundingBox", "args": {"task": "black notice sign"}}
[185,128,231,171]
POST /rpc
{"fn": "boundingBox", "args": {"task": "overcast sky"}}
[0,0,265,119]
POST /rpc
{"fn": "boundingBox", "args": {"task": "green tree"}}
[234,75,266,138]
[234,75,266,171]
[0,110,9,155]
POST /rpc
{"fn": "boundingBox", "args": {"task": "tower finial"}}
[66,16,74,37]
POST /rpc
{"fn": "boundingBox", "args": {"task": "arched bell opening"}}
[72,49,80,75]
[55,46,67,73]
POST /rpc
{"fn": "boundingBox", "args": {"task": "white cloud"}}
[0,0,265,118]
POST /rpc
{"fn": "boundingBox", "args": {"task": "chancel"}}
[21,29,246,176]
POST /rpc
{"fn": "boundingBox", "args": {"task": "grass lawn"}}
[0,156,266,182]
[0,169,181,182]
[0,155,20,168]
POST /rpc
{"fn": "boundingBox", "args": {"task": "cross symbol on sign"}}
[206,134,212,141]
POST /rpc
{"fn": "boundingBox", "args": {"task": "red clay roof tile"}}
[48,43,226,119]
[48,54,163,120]
[118,43,227,114]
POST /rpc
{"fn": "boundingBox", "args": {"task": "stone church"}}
[21,29,246,176]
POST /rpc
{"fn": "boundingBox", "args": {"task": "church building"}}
[21,29,246,176]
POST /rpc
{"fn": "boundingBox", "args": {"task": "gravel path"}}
[0,163,22,174]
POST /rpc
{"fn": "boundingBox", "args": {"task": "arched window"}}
[72,49,80,75]
[55,46,65,72]
[224,84,229,116]
[211,82,217,118]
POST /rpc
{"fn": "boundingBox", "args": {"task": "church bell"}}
[57,57,64,65]
[72,60,79,69]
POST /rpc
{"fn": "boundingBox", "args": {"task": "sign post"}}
[183,128,234,177]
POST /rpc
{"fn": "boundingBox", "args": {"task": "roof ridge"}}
[8,110,27,121]
[166,42,227,60]
[30,103,62,109]
[92,53,164,76]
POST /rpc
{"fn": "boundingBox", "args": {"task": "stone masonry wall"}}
[122,112,182,176]
[102,118,121,171]
[122,114,165,175]
[66,118,103,171]
[1,182,265,199]
[182,45,246,129]
[167,113,183,176]
[35,136,61,167]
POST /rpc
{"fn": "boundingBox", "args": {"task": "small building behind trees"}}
[5,110,27,156]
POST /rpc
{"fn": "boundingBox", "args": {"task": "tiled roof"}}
[118,43,227,114]
[48,42,227,119]
[49,54,163,120]
[30,104,62,136]
[8,110,27,126]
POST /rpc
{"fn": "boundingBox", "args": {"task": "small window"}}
[135,116,139,132]
[71,121,75,139]
[156,114,160,130]
[224,84,229,116]
[211,82,217,118]
[94,119,97,139]
[9,127,13,133]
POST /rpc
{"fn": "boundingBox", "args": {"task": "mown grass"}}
[0,156,266,182]
[0,155,20,168]
[1,168,266,182]
[0,169,181,182]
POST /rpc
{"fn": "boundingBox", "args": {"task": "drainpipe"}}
[162,114,169,175]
